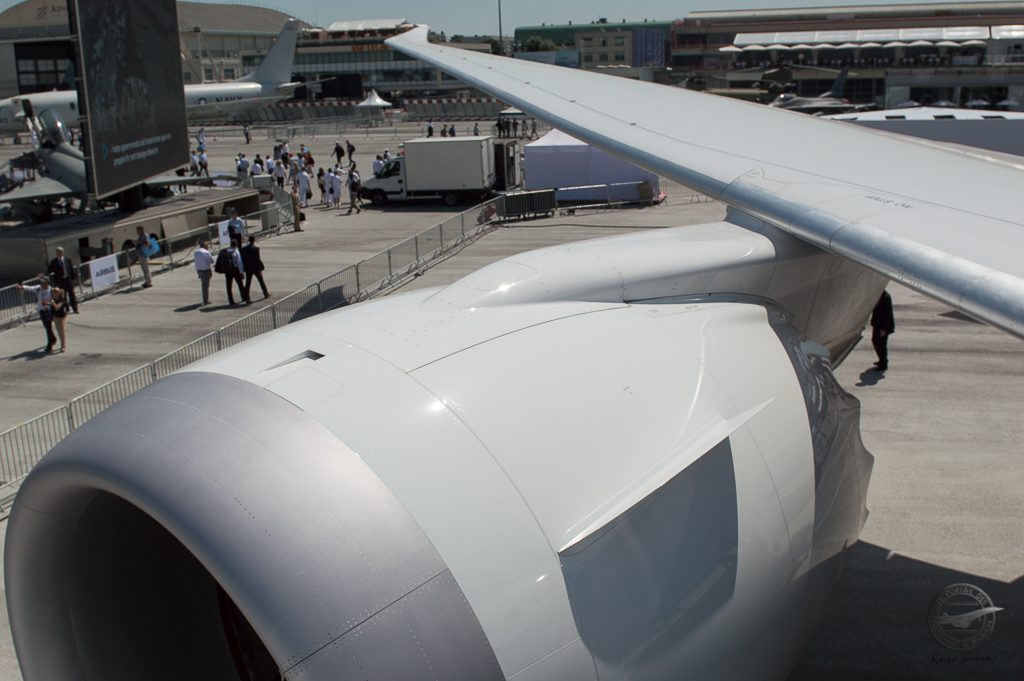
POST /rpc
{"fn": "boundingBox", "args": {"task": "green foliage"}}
[525,36,558,52]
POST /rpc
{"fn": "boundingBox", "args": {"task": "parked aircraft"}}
[0,19,302,135]
[0,102,227,216]
[6,24,1024,681]
[768,67,857,114]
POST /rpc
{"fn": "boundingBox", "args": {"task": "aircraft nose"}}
[6,371,504,681]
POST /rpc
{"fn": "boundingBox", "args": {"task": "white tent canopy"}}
[357,89,392,108]
[523,129,660,196]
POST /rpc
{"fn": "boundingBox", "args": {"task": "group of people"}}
[15,246,82,353]
[496,117,538,139]
[191,209,272,307]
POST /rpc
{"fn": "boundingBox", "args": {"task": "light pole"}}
[497,0,504,56]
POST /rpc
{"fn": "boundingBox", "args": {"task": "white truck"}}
[361,136,496,206]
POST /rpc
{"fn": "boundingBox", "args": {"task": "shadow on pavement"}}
[788,541,1021,681]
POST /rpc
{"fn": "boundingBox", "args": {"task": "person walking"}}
[243,124,252,144]
[198,149,209,176]
[134,226,153,288]
[345,140,356,167]
[870,289,895,371]
[241,236,271,300]
[16,276,57,352]
[290,185,303,231]
[215,238,248,305]
[331,166,343,209]
[473,122,480,136]
[51,286,68,352]
[297,167,311,208]
[194,239,214,306]
[274,157,286,188]
[47,246,79,313]
[334,140,345,165]
[227,207,246,244]
[346,164,362,214]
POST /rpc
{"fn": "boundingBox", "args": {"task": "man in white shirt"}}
[236,154,250,184]
[16,276,57,352]
[227,208,246,244]
[331,167,343,208]
[194,240,214,306]
[372,155,384,177]
[297,168,311,208]
[273,158,285,188]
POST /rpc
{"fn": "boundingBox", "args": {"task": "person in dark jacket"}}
[47,246,78,313]
[241,236,271,300]
[870,289,895,371]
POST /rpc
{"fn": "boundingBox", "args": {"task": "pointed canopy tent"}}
[498,106,528,119]
[357,89,393,108]
[523,129,659,197]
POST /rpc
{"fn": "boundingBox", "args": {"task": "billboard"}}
[72,0,189,198]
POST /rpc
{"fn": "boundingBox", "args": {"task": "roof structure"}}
[0,0,304,39]
[325,19,409,33]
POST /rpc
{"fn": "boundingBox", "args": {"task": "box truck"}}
[361,136,496,206]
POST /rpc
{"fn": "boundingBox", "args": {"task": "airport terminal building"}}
[515,2,1024,107]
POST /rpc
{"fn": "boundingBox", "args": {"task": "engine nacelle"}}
[7,221,876,680]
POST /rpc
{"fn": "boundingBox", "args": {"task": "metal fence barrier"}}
[0,189,296,330]
[0,183,713,496]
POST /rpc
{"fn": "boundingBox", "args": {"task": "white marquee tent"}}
[523,129,660,196]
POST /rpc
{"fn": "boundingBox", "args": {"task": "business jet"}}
[6,24,1023,681]
[0,19,302,135]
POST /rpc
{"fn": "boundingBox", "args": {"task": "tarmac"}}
[0,128,1021,680]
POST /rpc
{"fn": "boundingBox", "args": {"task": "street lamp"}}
[497,0,504,56]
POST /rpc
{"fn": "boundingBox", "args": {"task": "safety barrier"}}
[0,191,296,330]
[0,183,713,496]
[0,197,502,495]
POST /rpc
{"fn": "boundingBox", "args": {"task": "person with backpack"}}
[215,238,248,306]
[346,164,362,215]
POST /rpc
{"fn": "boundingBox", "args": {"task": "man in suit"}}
[241,236,271,301]
[870,289,895,371]
[47,246,78,313]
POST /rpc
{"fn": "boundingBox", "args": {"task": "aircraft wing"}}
[0,175,76,203]
[389,26,1024,339]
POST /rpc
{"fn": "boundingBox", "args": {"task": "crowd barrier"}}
[0,187,295,330]
[0,198,503,499]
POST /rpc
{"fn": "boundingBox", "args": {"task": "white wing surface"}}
[389,27,1024,338]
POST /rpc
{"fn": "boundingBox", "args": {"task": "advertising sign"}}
[88,253,120,291]
[73,0,189,198]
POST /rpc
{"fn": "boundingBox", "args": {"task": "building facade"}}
[673,2,1024,107]
[0,2,480,105]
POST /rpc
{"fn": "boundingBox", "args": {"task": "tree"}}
[525,36,558,52]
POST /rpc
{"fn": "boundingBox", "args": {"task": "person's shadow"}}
[174,303,203,312]
[856,367,887,387]
[4,347,51,361]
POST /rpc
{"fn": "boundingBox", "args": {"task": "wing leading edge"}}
[388,26,1024,339]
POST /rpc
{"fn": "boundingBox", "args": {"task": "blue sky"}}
[181,0,1000,37]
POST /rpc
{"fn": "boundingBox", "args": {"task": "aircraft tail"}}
[240,19,299,86]
[824,68,848,99]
